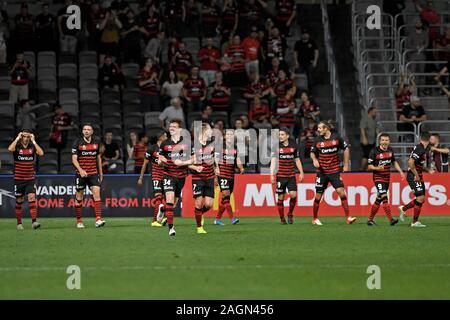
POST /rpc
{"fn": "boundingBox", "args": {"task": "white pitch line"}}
[1,264,450,272]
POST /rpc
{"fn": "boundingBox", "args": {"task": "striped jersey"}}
[145,144,164,181]
[272,140,299,178]
[13,143,36,181]
[72,137,101,176]
[368,146,396,183]
[311,133,348,174]
[216,143,238,179]
[191,140,216,180]
[224,44,246,73]
[184,77,206,99]
[159,137,190,178]
[409,143,429,179]
[134,143,147,168]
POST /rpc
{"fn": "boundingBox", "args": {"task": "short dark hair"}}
[431,133,440,139]
[82,123,94,131]
[420,131,431,141]
[279,127,290,136]
[19,99,29,107]
[379,133,390,140]
[170,119,183,128]
[138,132,148,141]
[104,130,113,135]
[368,106,377,113]
[319,120,334,130]
[21,129,33,134]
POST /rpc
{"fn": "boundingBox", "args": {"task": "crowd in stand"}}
[2,0,326,174]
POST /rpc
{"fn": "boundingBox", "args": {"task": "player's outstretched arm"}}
[270,156,277,184]
[431,145,450,154]
[343,148,350,172]
[138,159,150,185]
[394,161,406,180]
[237,157,245,174]
[295,158,304,182]
[97,155,103,182]
[408,158,420,181]
[8,132,22,153]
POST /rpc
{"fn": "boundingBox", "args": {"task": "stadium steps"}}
[328,3,364,169]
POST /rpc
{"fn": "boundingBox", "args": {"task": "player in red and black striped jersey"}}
[157,119,192,236]
[8,130,44,230]
[367,133,405,226]
[223,35,248,87]
[71,124,105,229]
[275,0,297,36]
[214,129,245,226]
[399,132,433,227]
[138,130,168,227]
[310,121,357,225]
[270,128,304,225]
[183,66,207,112]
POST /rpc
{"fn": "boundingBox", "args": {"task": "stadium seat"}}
[79,63,98,80]
[0,149,13,173]
[210,111,229,125]
[59,88,79,103]
[230,112,246,125]
[123,103,141,114]
[187,111,202,128]
[60,163,74,174]
[62,101,79,117]
[80,102,100,115]
[144,112,161,129]
[0,76,11,100]
[294,74,308,91]
[59,52,77,64]
[38,77,57,102]
[232,100,248,113]
[103,123,123,136]
[39,162,58,174]
[79,51,98,65]
[38,51,56,67]
[121,63,140,87]
[79,78,99,89]
[146,128,163,140]
[58,63,78,88]
[126,159,135,173]
[80,88,100,103]
[24,51,36,69]
[101,88,120,103]
[122,88,140,103]
[80,114,100,126]
[184,37,200,54]
[0,100,14,118]
[38,65,57,81]
[101,100,122,114]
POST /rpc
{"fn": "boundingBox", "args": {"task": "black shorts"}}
[374,181,389,197]
[14,180,36,197]
[192,179,215,198]
[315,172,344,194]
[218,176,235,193]
[276,176,297,195]
[152,179,163,194]
[75,175,101,191]
[163,175,186,198]
[407,172,426,197]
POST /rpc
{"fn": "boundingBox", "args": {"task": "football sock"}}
[403,200,415,211]
[222,195,234,219]
[313,198,321,219]
[152,194,163,222]
[165,203,174,228]
[29,200,37,222]
[195,207,203,227]
[413,200,423,223]
[277,199,284,219]
[340,196,350,217]
[15,200,23,225]
[75,198,82,223]
[217,198,226,220]
[288,197,296,216]
[94,200,102,221]
[382,198,393,221]
[369,198,381,220]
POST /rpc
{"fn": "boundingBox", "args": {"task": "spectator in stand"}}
[139,4,161,44]
[126,131,138,160]
[405,19,429,87]
[86,1,106,51]
[49,104,73,169]
[428,133,449,172]
[164,0,185,38]
[144,30,165,64]
[271,88,298,133]
[265,56,287,87]
[299,91,320,124]
[111,0,130,18]
[294,29,319,91]
[242,27,261,77]
[414,0,440,43]
[214,119,225,132]
[101,131,121,173]
[172,41,193,82]
[264,26,286,67]
[183,0,201,38]
[208,72,231,111]
[183,66,207,112]
[273,69,295,108]
[14,3,34,52]
[198,37,221,86]
[98,55,125,90]
[99,7,122,64]
[133,132,149,174]
[395,74,415,120]
[223,35,248,87]
[299,120,317,158]
[9,51,31,104]
[220,0,239,44]
[274,0,297,37]
[238,0,267,36]
[35,3,57,52]
[435,24,450,77]
[399,96,427,135]
[159,97,185,129]
[201,0,221,38]
[120,9,142,63]
[359,107,380,171]
[138,58,161,112]
[58,0,80,54]
[201,105,214,124]
[244,71,272,103]
[436,69,450,96]
[161,70,184,106]
[248,96,271,125]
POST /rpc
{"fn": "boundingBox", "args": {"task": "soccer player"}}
[399,132,434,227]
[310,120,357,225]
[71,124,106,229]
[157,119,192,236]
[214,129,245,226]
[367,133,405,226]
[270,127,304,224]
[137,130,168,227]
[8,130,44,230]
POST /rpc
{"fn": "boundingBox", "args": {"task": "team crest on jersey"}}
[380,154,383,159]
[82,145,87,150]
[332,140,337,146]
[320,142,325,147]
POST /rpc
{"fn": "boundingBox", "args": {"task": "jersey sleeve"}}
[410,145,421,161]
[145,145,154,160]
[310,138,319,156]
[338,136,348,150]
[71,139,79,155]
[367,148,376,165]
[294,142,300,159]
[391,149,397,163]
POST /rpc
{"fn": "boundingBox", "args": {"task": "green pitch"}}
[1,216,450,299]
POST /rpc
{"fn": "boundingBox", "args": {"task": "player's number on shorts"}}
[153,180,159,188]
[378,184,383,190]
[193,184,197,191]
[220,179,228,188]
[164,179,171,187]
[277,181,281,189]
